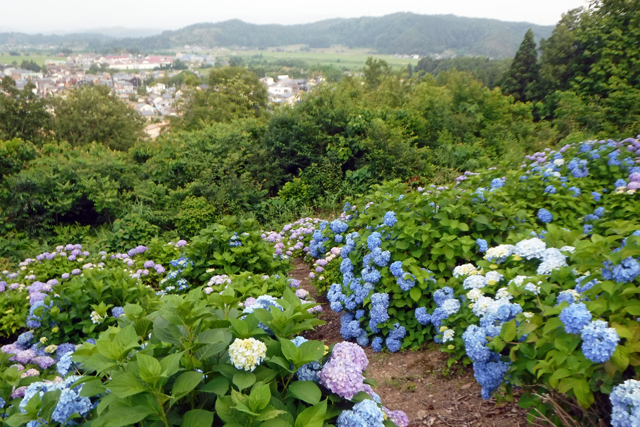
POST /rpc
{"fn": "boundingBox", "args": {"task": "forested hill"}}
[106,13,554,57]
[2,13,554,58]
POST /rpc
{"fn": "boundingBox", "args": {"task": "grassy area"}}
[0,54,59,66]
[203,46,419,70]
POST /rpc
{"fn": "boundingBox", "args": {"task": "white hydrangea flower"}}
[90,311,104,324]
[495,287,512,300]
[229,338,267,372]
[523,312,534,319]
[514,238,546,260]
[485,271,504,285]
[560,246,576,253]
[463,275,487,290]
[472,296,494,317]
[442,329,455,343]
[484,245,515,263]
[509,275,529,286]
[453,264,478,278]
[466,288,484,301]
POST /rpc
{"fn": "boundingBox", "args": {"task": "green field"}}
[203,46,419,70]
[0,54,59,66]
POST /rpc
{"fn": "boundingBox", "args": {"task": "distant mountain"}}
[108,13,553,58]
[0,13,554,58]
[45,27,163,38]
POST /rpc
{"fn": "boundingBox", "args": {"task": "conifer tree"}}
[501,29,540,102]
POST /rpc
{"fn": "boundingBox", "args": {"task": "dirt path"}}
[290,258,531,427]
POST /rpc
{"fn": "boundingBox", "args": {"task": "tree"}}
[0,77,51,144]
[501,29,540,102]
[20,60,41,72]
[363,57,392,89]
[52,85,146,151]
[174,67,267,131]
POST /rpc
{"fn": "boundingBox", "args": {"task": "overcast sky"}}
[1,0,590,34]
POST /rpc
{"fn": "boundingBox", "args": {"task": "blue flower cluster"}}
[559,302,592,334]
[462,326,510,399]
[20,376,92,425]
[383,211,397,227]
[337,399,385,427]
[602,257,640,283]
[476,238,488,253]
[580,320,619,363]
[610,379,640,427]
[537,208,554,223]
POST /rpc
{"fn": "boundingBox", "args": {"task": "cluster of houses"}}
[260,74,324,105]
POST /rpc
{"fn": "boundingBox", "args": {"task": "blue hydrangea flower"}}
[367,232,382,250]
[594,207,605,218]
[592,191,602,202]
[581,320,619,363]
[434,287,454,306]
[544,185,557,194]
[389,261,404,278]
[610,379,640,427]
[560,302,592,334]
[383,211,397,227]
[476,239,488,253]
[568,187,581,197]
[537,208,554,223]
[602,257,640,283]
[330,220,349,234]
[112,307,125,318]
[415,307,431,325]
[491,178,505,189]
[473,354,511,399]
[615,179,627,188]
[372,337,383,352]
[371,248,390,267]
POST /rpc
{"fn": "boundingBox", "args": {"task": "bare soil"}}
[291,259,531,427]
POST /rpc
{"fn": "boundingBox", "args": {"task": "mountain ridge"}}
[0,13,554,58]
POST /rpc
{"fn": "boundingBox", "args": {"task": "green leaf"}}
[287,381,321,405]
[248,383,271,412]
[294,399,327,427]
[103,406,154,427]
[573,378,594,408]
[611,345,630,372]
[182,409,214,427]
[108,372,146,398]
[137,353,162,384]
[233,371,256,391]
[172,371,204,399]
[201,376,229,395]
[160,351,184,377]
[409,287,421,302]
[500,320,517,342]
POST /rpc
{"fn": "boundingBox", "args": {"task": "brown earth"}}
[291,259,534,427]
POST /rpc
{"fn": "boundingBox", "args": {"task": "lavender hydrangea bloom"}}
[318,358,364,399]
[331,342,369,371]
[112,307,125,318]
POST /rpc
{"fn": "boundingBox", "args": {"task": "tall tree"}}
[52,85,145,150]
[0,77,51,144]
[501,29,540,102]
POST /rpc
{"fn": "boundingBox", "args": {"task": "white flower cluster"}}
[485,271,504,285]
[208,275,232,286]
[514,238,546,260]
[453,264,479,278]
[537,248,568,275]
[228,338,267,372]
[90,311,104,324]
[484,244,515,263]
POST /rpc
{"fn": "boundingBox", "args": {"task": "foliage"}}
[501,29,541,102]
[0,77,51,145]
[51,84,146,151]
